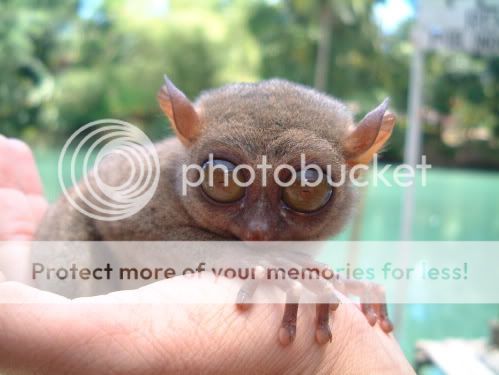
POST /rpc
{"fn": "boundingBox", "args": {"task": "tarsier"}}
[36,77,396,345]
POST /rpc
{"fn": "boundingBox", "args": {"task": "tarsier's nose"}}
[241,221,272,241]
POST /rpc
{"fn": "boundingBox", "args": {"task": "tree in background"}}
[248,0,395,106]
[0,0,259,143]
[0,0,497,167]
[0,0,79,140]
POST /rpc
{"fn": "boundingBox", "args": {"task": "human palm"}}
[0,135,414,374]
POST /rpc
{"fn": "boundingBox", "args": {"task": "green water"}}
[33,148,499,362]
[339,167,499,241]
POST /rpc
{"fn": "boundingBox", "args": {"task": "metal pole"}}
[314,0,333,91]
[393,26,425,333]
[401,28,424,242]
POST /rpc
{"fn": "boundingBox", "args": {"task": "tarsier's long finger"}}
[374,302,393,333]
[283,259,341,311]
[326,289,341,311]
[271,255,341,344]
[272,256,336,294]
[315,303,332,345]
[315,288,340,345]
[279,283,301,346]
[332,277,376,322]
[334,276,392,332]
[235,265,266,310]
[370,285,393,333]
[360,297,378,326]
[279,302,298,346]
[235,280,258,310]
[297,274,340,308]
[235,258,303,309]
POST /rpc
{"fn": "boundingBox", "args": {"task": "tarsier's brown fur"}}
[35,78,396,344]
[36,78,395,242]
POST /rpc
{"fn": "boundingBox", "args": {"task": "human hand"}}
[0,135,48,241]
[0,136,48,283]
[0,277,415,374]
[0,136,414,374]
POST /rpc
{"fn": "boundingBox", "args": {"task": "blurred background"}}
[1,0,498,372]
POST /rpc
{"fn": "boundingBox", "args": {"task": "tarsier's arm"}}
[36,187,104,241]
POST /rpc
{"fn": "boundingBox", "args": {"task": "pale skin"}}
[0,136,415,374]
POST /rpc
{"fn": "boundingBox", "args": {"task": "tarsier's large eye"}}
[201,159,246,203]
[282,169,333,213]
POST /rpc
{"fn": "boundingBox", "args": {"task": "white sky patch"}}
[79,0,169,20]
[121,0,169,19]
[374,0,415,34]
[78,0,103,19]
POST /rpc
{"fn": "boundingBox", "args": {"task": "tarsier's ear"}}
[343,98,396,166]
[157,75,201,146]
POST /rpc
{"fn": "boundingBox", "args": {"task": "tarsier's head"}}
[158,77,395,241]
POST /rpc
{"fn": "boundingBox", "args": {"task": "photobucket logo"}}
[181,153,431,195]
[58,119,160,221]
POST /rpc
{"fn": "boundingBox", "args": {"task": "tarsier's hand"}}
[0,136,414,374]
[235,254,393,346]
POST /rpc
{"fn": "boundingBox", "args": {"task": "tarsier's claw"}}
[235,289,252,310]
[361,304,378,326]
[279,324,297,346]
[315,324,332,345]
[236,282,256,310]
[235,266,263,310]
[376,302,394,333]
[330,301,340,311]
[380,318,394,333]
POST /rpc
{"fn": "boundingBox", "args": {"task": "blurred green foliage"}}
[0,0,498,167]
